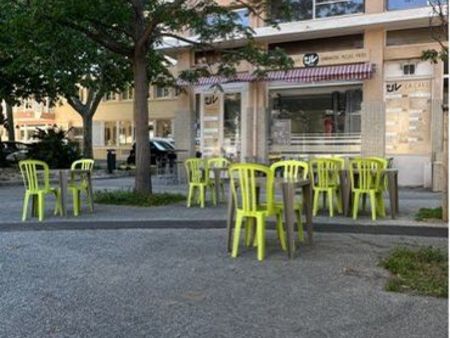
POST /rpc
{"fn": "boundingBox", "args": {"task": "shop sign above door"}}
[292,49,370,68]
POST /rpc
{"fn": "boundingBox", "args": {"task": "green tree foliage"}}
[421,0,448,63]
[0,1,133,157]
[8,0,294,193]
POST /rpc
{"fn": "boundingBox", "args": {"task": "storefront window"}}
[104,121,117,146]
[155,119,172,138]
[269,86,362,137]
[119,121,133,145]
[270,0,363,22]
[386,0,427,11]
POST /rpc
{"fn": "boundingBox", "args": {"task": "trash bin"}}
[106,149,116,173]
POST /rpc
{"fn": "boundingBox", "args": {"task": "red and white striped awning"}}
[177,63,374,86]
[177,72,253,86]
[265,63,374,82]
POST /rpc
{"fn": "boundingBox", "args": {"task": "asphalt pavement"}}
[0,229,447,338]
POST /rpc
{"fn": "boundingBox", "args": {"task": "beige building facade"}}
[9,0,448,188]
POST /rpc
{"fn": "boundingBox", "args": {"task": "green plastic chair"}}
[353,156,388,215]
[309,158,343,217]
[206,157,230,205]
[19,160,62,221]
[349,158,385,221]
[229,163,284,261]
[185,158,208,208]
[270,160,309,241]
[69,159,95,216]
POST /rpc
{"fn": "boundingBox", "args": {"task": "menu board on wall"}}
[385,80,432,155]
[202,94,221,156]
[271,119,291,145]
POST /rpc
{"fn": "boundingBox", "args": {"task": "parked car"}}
[126,139,177,165]
[0,141,31,163]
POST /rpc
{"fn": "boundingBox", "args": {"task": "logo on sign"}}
[205,95,219,105]
[303,53,319,67]
[386,83,402,93]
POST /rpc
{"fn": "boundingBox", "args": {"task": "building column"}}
[249,81,269,161]
[362,28,385,156]
[174,51,196,159]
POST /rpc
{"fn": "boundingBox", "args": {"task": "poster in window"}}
[385,80,432,155]
[202,94,221,155]
[271,119,291,145]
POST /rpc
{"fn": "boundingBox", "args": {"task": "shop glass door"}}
[200,92,241,158]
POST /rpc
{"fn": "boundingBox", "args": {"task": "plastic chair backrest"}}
[71,159,95,171]
[349,158,382,191]
[207,157,230,169]
[331,157,345,170]
[309,158,340,189]
[185,158,205,184]
[229,163,273,213]
[19,160,50,192]
[270,160,309,180]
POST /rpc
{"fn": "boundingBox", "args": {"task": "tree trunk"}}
[82,114,94,158]
[132,51,152,194]
[5,102,15,142]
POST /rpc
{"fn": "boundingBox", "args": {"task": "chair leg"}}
[275,212,287,251]
[221,183,225,203]
[200,186,205,208]
[256,215,266,261]
[231,213,243,258]
[245,217,254,247]
[352,192,360,220]
[187,185,193,207]
[313,190,320,216]
[296,208,304,242]
[328,189,334,217]
[370,191,377,221]
[38,192,45,222]
[22,191,30,221]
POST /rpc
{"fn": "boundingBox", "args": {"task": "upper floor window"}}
[103,92,116,102]
[270,0,364,22]
[386,0,428,10]
[121,86,134,100]
[233,8,250,27]
[154,87,170,99]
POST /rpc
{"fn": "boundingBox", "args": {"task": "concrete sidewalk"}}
[0,176,446,236]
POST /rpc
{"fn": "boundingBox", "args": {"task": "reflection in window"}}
[119,121,133,145]
[121,87,134,100]
[155,120,172,138]
[269,87,363,136]
[206,8,250,27]
[154,87,170,98]
[315,0,364,18]
[386,0,428,11]
[223,93,241,157]
[104,122,117,146]
[270,0,363,22]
